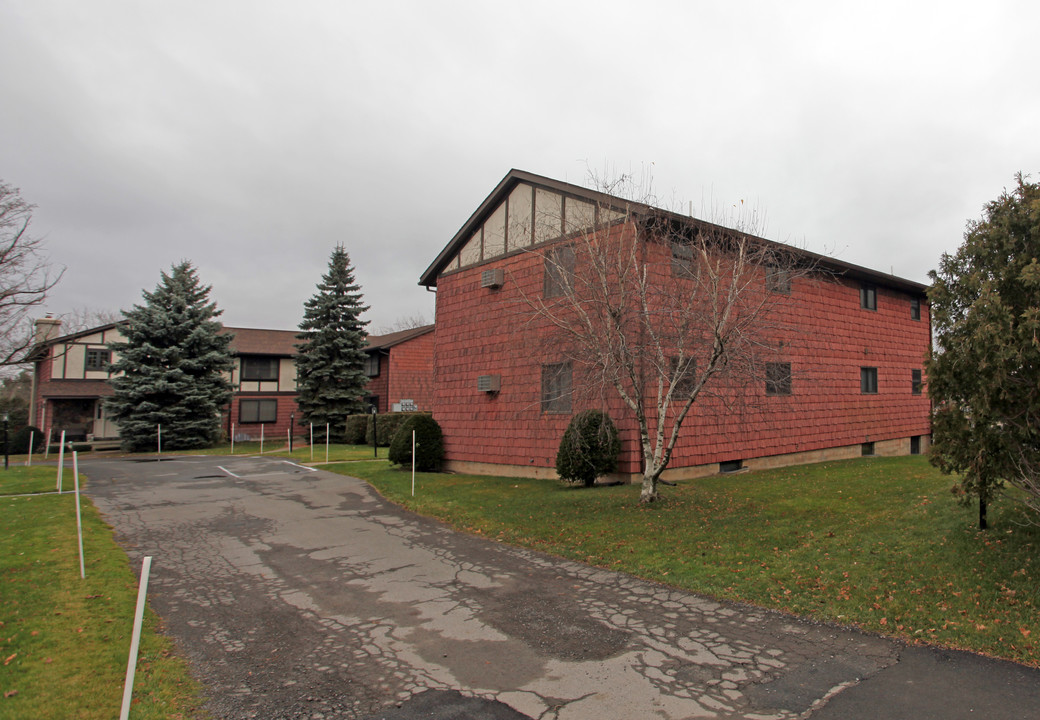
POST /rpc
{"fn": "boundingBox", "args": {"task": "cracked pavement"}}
[81,455,1040,719]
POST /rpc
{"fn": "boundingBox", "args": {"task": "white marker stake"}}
[287,427,290,451]
[260,424,265,454]
[157,424,162,461]
[56,431,66,492]
[26,431,34,467]
[45,428,52,460]
[412,429,416,497]
[231,423,235,455]
[73,452,85,579]
[325,423,329,464]
[120,556,153,720]
[309,423,314,462]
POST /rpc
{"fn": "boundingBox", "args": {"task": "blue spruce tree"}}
[107,262,234,451]
[295,246,370,438]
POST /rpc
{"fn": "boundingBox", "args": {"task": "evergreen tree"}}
[927,174,1040,528]
[107,262,234,451]
[295,246,370,437]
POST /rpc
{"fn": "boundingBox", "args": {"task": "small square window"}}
[670,356,698,397]
[84,348,111,371]
[910,436,922,455]
[719,459,744,473]
[765,362,792,396]
[240,399,277,424]
[862,442,876,456]
[911,369,923,395]
[671,240,696,278]
[861,367,878,394]
[541,362,572,414]
[910,297,921,321]
[860,284,877,311]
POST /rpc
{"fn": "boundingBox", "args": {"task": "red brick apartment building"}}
[29,320,434,446]
[419,170,931,480]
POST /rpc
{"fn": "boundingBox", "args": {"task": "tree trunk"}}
[639,469,660,503]
[979,496,988,530]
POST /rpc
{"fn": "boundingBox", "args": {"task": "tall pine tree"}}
[295,246,370,438]
[107,262,234,451]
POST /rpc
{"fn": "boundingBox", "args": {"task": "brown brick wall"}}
[387,330,435,411]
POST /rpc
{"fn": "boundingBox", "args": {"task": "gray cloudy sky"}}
[2,1,1037,333]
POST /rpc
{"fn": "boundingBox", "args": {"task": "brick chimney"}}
[33,315,62,345]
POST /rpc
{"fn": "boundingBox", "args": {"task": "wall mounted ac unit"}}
[477,374,501,393]
[480,268,505,289]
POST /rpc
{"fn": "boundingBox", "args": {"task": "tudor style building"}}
[29,319,434,447]
[419,169,931,480]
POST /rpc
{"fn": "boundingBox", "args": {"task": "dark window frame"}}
[910,297,921,321]
[765,362,792,396]
[861,442,876,456]
[84,348,111,371]
[543,245,576,298]
[541,362,573,414]
[911,369,923,395]
[670,356,698,398]
[239,398,277,424]
[241,356,280,382]
[670,240,697,278]
[365,353,381,378]
[861,367,878,394]
[860,284,877,311]
[766,265,791,294]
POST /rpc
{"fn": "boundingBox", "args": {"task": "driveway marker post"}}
[260,424,264,454]
[310,423,314,462]
[412,430,416,497]
[45,428,52,459]
[26,431,33,467]
[157,424,162,461]
[231,423,235,455]
[120,555,153,720]
[325,423,329,464]
[56,430,66,492]
[73,451,85,579]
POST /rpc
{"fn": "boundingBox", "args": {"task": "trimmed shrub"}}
[8,425,43,454]
[365,412,425,447]
[343,415,369,445]
[555,409,621,487]
[389,414,445,471]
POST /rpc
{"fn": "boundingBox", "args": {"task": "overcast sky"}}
[2,1,1037,334]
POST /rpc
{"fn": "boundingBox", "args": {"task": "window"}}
[910,436,921,455]
[860,284,877,310]
[84,348,111,371]
[241,357,279,381]
[365,354,380,377]
[671,240,696,278]
[765,362,792,396]
[911,369,923,395]
[544,246,575,298]
[861,442,876,456]
[541,362,572,414]
[910,297,921,320]
[861,367,878,394]
[670,356,697,397]
[719,459,744,473]
[766,266,791,294]
[240,399,277,424]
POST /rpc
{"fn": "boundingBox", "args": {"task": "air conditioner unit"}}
[477,374,501,393]
[480,268,505,289]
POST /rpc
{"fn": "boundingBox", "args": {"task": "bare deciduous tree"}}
[525,177,811,503]
[0,181,63,365]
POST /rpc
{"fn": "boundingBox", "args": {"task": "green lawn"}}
[333,456,1040,667]
[1,467,206,719]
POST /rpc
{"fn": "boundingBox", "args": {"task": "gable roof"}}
[418,168,928,295]
[221,327,298,356]
[364,324,434,352]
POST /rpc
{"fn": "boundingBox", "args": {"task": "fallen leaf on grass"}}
[3,654,15,666]
[1021,628,1032,638]
[3,690,16,698]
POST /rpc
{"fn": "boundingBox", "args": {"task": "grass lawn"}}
[1,467,206,719]
[333,455,1040,667]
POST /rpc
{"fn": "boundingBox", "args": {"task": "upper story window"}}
[544,245,575,298]
[912,369,923,395]
[765,362,792,396]
[365,353,380,377]
[84,348,111,371]
[241,356,279,382]
[766,266,791,294]
[860,284,877,311]
[910,297,921,320]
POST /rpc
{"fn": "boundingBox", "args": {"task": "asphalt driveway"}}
[81,455,1040,719]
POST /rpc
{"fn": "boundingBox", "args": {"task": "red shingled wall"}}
[388,331,435,412]
[433,227,930,475]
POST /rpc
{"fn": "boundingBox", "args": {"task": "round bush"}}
[7,425,43,454]
[388,414,444,471]
[555,409,620,487]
